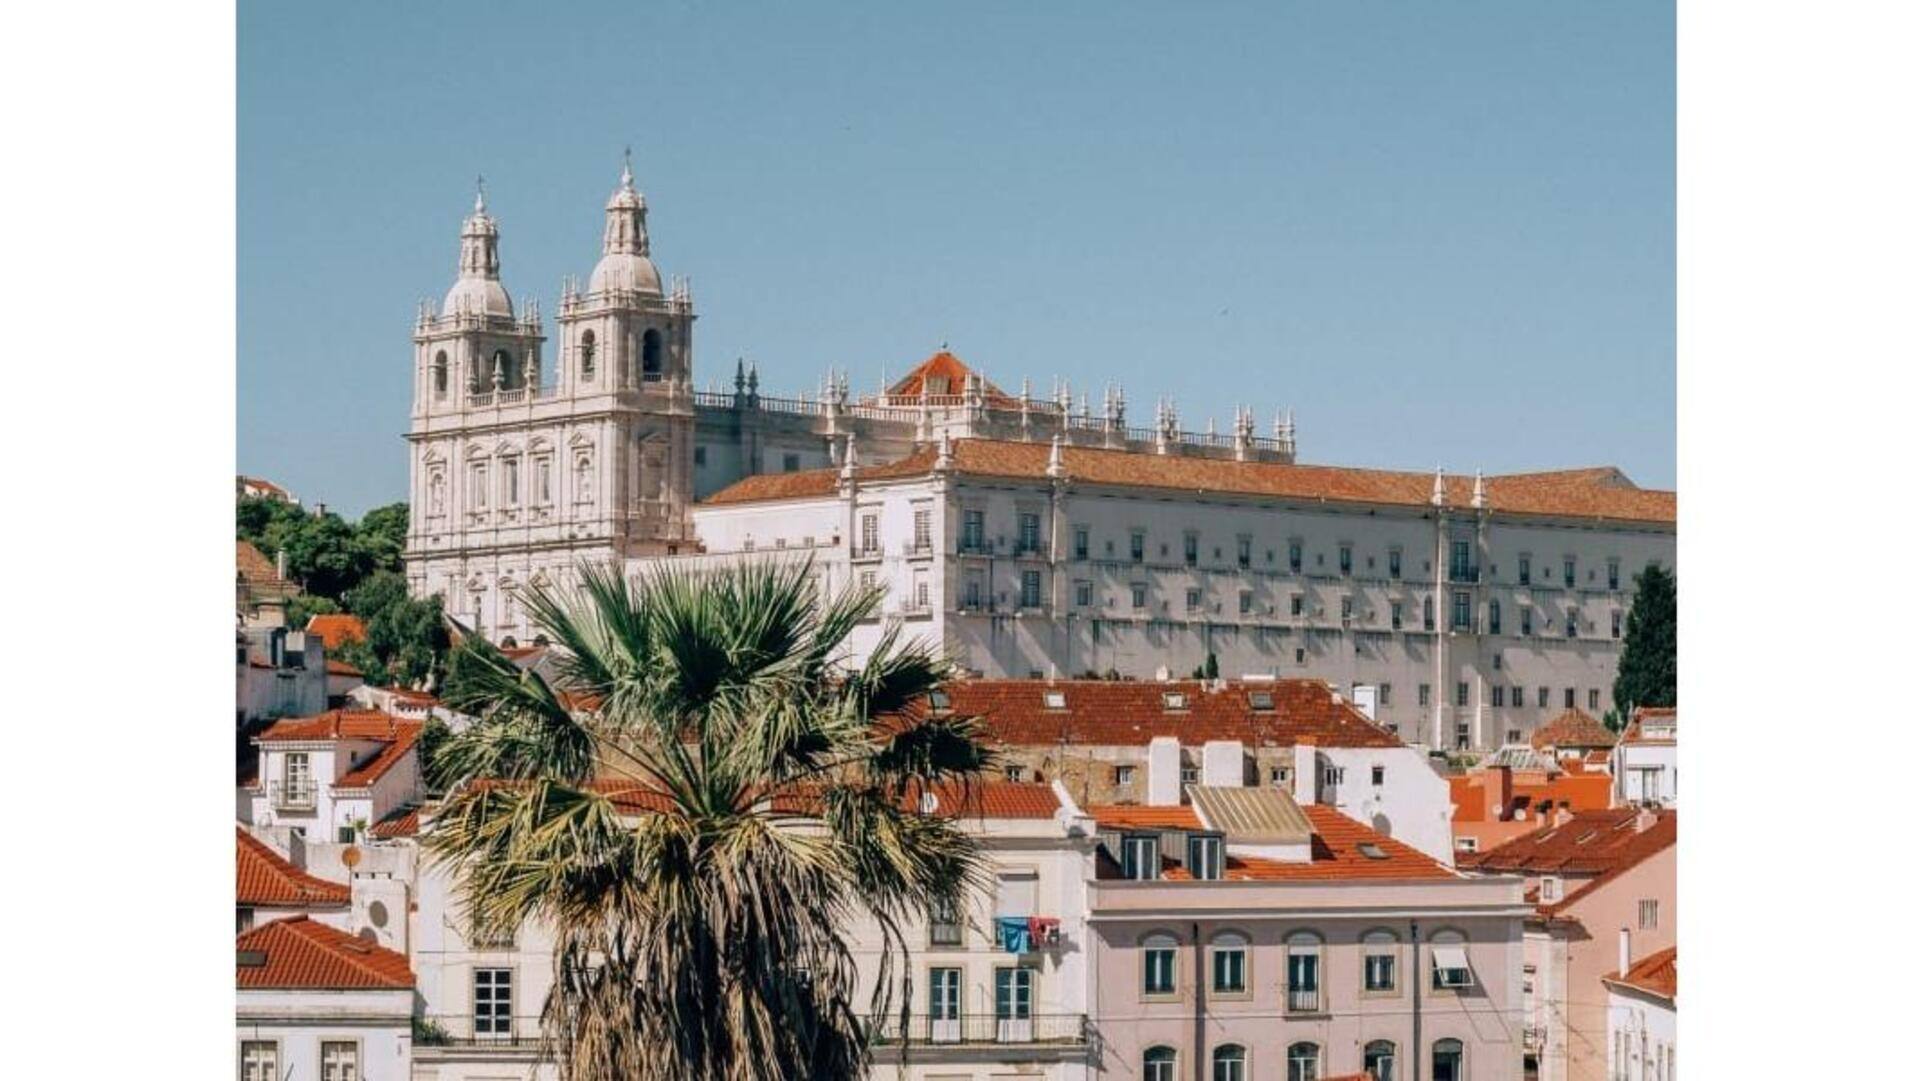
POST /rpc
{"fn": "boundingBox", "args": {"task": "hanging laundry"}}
[1027,916,1061,946]
[996,915,1032,954]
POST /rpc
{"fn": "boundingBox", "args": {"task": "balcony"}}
[957,538,992,556]
[851,545,885,563]
[413,1015,542,1049]
[270,779,316,812]
[1449,566,1481,584]
[1012,542,1049,560]
[866,1013,1088,1048]
[1286,987,1321,1013]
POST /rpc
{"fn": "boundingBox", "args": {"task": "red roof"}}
[883,350,1011,402]
[1621,706,1678,745]
[1089,805,1204,831]
[306,613,368,650]
[235,828,349,908]
[1087,804,1454,882]
[905,780,1060,819]
[1530,709,1618,751]
[936,678,1403,750]
[1449,770,1614,825]
[325,658,363,677]
[702,438,1675,524]
[236,916,414,990]
[369,805,420,839]
[255,711,421,790]
[1604,946,1677,1001]
[1459,807,1676,914]
[236,540,294,592]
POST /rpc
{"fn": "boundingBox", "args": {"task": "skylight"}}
[1162,692,1189,710]
[1043,690,1067,710]
[1247,690,1275,711]
[927,690,951,711]
[1357,843,1388,860]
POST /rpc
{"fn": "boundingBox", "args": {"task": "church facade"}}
[404,164,1675,749]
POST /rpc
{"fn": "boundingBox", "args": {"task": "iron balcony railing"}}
[270,779,316,811]
[414,1015,544,1048]
[866,1013,1088,1047]
[1286,987,1321,1013]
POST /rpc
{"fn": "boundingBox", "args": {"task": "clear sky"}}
[239,1,1673,518]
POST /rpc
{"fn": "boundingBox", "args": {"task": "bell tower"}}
[411,181,545,421]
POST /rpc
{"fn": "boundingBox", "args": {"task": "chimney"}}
[314,502,328,517]
[1201,740,1246,788]
[1293,740,1319,804]
[1634,806,1658,833]
[1618,927,1631,976]
[1146,737,1182,807]
[1484,765,1513,821]
[275,548,289,580]
[1551,805,1574,828]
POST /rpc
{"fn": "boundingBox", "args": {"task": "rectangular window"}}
[1183,533,1199,566]
[1565,687,1577,709]
[320,1042,358,1081]
[1566,610,1579,638]
[1339,544,1353,575]
[1518,555,1532,585]
[474,968,513,1037]
[1186,587,1203,612]
[860,513,879,555]
[240,1042,278,1081]
[1143,943,1176,995]
[1121,834,1159,880]
[1608,559,1621,590]
[1130,531,1146,562]
[1589,688,1601,711]
[1451,590,1471,630]
[1237,536,1252,568]
[1449,539,1472,580]
[1074,579,1093,607]
[1391,600,1403,629]
[1188,834,1223,881]
[1418,684,1432,708]
[1423,596,1436,631]
[1493,685,1505,707]
[1131,583,1147,609]
[1238,590,1253,615]
[1521,607,1534,636]
[1290,594,1304,617]
[1455,681,1469,708]
[502,458,519,505]
[1288,540,1303,573]
[1212,943,1247,993]
[1287,949,1320,1012]
[534,457,551,504]
[961,510,986,551]
[1538,686,1551,709]
[994,966,1034,1021]
[1371,764,1386,786]
[1612,610,1623,639]
[1115,764,1136,787]
[1364,952,1397,992]
[1018,512,1041,553]
[1341,595,1354,621]
[1488,600,1501,635]
[929,896,963,946]
[929,965,962,1027]
[964,573,983,608]
[470,463,489,509]
[1020,570,1042,608]
[913,507,932,551]
[1564,557,1577,588]
[1379,683,1392,706]
[1639,899,1659,930]
[1074,526,1089,560]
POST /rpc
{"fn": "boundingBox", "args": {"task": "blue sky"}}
[239,1,1673,517]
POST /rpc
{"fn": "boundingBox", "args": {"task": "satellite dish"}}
[368,900,389,928]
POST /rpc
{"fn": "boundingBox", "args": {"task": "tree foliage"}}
[336,570,449,689]
[1610,562,1677,727]
[236,496,410,602]
[425,560,994,1080]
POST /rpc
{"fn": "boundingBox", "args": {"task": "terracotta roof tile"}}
[325,658,364,677]
[1530,709,1618,752]
[306,614,368,650]
[236,916,413,990]
[705,438,1675,524]
[882,350,1012,402]
[1449,770,1613,825]
[934,678,1403,750]
[1604,946,1677,1001]
[257,710,415,743]
[369,805,420,839]
[236,540,295,592]
[1459,808,1675,914]
[1089,804,1454,881]
[1089,805,1204,831]
[1621,706,1678,746]
[236,828,349,908]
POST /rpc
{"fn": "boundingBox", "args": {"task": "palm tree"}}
[425,559,994,1080]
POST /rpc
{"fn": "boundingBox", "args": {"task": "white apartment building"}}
[1612,707,1676,807]
[245,711,423,843]
[1603,942,1676,1081]
[236,915,415,1081]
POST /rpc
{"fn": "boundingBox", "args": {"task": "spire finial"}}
[1431,466,1447,507]
[1047,434,1066,479]
[474,174,487,214]
[620,146,635,190]
[1471,469,1487,510]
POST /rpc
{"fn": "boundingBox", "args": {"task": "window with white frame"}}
[928,894,963,946]
[240,1041,278,1081]
[1188,834,1224,881]
[474,967,514,1036]
[1121,834,1159,880]
[1142,932,1178,995]
[1363,930,1398,992]
[1074,579,1093,607]
[1021,570,1042,608]
[470,462,489,509]
[1287,1041,1321,1081]
[1145,1046,1178,1081]
[1286,932,1322,1011]
[859,513,879,555]
[1114,764,1136,786]
[502,456,520,506]
[1429,933,1473,990]
[1213,1044,1247,1081]
[912,506,932,551]
[320,1041,358,1081]
[1364,1040,1397,1081]
[962,509,986,551]
[1018,512,1042,553]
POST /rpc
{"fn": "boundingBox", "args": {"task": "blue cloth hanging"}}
[996,916,1032,954]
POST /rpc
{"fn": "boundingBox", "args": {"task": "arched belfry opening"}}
[642,328,663,381]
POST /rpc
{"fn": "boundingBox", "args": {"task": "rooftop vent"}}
[1357,842,1388,860]
[237,950,268,968]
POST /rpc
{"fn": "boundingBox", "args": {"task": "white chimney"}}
[1618,927,1631,976]
[275,548,289,579]
[1293,742,1319,804]
[1201,740,1246,788]
[1147,737,1183,806]
[1350,684,1378,721]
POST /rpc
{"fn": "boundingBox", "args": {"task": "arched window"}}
[1210,1044,1245,1081]
[1141,931,1178,995]
[432,351,448,398]
[1431,1039,1464,1081]
[642,327,664,380]
[1286,931,1323,1013]
[579,331,597,381]
[1364,1040,1398,1081]
[1209,930,1248,994]
[1362,930,1399,994]
[1286,1041,1320,1081]
[1143,1046,1177,1081]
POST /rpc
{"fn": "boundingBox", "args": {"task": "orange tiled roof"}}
[236,540,294,591]
[336,725,422,789]
[1604,946,1677,1001]
[306,613,367,650]
[236,916,414,990]
[1089,805,1204,831]
[236,828,349,908]
[369,805,420,839]
[257,710,414,743]
[700,438,1675,524]
[884,350,1011,401]
[903,780,1060,819]
[1088,804,1454,882]
[1530,709,1618,751]
[933,678,1403,750]
[1621,706,1677,745]
[1460,808,1675,914]
[325,658,363,677]
[1449,770,1613,825]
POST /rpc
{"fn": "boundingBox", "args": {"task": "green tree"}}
[355,502,410,575]
[342,570,449,688]
[426,561,992,1080]
[1610,562,1677,727]
[286,594,341,630]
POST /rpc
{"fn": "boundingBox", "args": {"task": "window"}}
[1566,610,1578,638]
[1115,764,1136,786]
[1018,512,1042,553]
[1184,533,1199,565]
[929,895,962,946]
[1492,685,1505,708]
[1518,555,1531,585]
[1143,933,1178,994]
[502,457,520,506]
[1488,599,1501,634]
[779,452,801,474]
[1288,540,1303,572]
[1131,583,1148,609]
[320,1041,358,1081]
[1451,591,1471,630]
[1238,589,1252,614]
[1608,559,1621,590]
[858,513,879,555]
[1021,570,1042,608]
[1521,607,1533,636]
[578,331,596,381]
[1430,936,1473,990]
[1288,1041,1321,1081]
[994,966,1034,1027]
[1130,531,1146,562]
[1121,834,1160,880]
[1563,557,1576,588]
[1074,580,1093,607]
[964,574,983,609]
[1423,596,1435,631]
[1341,595,1354,621]
[1564,687,1576,709]
[1365,1040,1398,1081]
[1074,526,1089,560]
[1212,1044,1247,1081]
[1237,535,1252,567]
[474,967,513,1037]
[1188,834,1224,881]
[1186,587,1203,612]
[929,966,961,1037]
[909,506,931,551]
[1391,601,1403,629]
[1639,899,1659,930]
[1384,548,1402,580]
[1004,763,1026,782]
[641,328,663,379]
[1588,688,1601,711]
[1371,764,1386,786]
[1286,933,1321,1012]
[1537,686,1551,708]
[432,351,449,399]
[1455,682,1469,708]
[533,457,551,504]
[1205,929,1251,998]
[1339,544,1353,575]
[240,1041,278,1081]
[1290,594,1304,617]
[1380,683,1393,705]
[961,509,986,551]
[470,462,489,509]
[1363,933,1398,992]
[1145,1046,1178,1081]
[1450,540,1471,580]
[1432,1038,1465,1081]
[1612,610,1623,639]
[1418,684,1432,708]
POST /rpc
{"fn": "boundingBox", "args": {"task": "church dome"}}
[587,251,662,296]
[442,276,515,318]
[587,154,663,296]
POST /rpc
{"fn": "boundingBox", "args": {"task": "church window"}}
[503,458,520,506]
[580,331,597,381]
[534,458,551,504]
[642,328,664,380]
[470,463,489,509]
[433,351,448,398]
